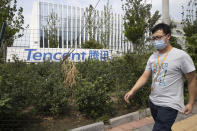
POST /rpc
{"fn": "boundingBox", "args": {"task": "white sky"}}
[17,0,190,26]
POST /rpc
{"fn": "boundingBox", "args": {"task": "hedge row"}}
[0,53,190,130]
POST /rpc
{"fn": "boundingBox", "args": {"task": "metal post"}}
[162,0,170,24]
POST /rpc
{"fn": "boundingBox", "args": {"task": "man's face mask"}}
[152,39,167,50]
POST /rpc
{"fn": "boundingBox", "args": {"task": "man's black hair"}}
[151,23,171,35]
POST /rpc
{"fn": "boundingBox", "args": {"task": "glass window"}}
[77,18,80,31]
[64,20,67,48]
[118,18,120,50]
[85,31,88,41]
[97,29,100,42]
[39,2,43,16]
[44,30,48,48]
[54,4,57,14]
[65,17,68,26]
[63,5,67,19]
[68,6,71,17]
[40,29,43,48]
[77,7,80,18]
[68,6,71,48]
[77,7,80,28]
[81,32,84,44]
[39,2,43,28]
[49,3,53,14]
[121,26,123,50]
[81,8,84,18]
[77,8,80,46]
[59,5,62,18]
[111,16,113,49]
[68,19,71,30]
[73,7,76,17]
[68,31,71,48]
[73,31,75,47]
[43,18,47,27]
[64,30,67,48]
[59,30,62,48]
[72,7,76,46]
[44,3,48,17]
[63,17,67,48]
[81,8,84,43]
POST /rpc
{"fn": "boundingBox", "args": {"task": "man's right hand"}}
[124,71,151,104]
[124,90,134,103]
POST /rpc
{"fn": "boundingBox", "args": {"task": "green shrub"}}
[76,60,115,92]
[170,36,182,49]
[0,60,32,115]
[0,60,36,130]
[0,60,70,117]
[28,62,71,116]
[113,53,151,110]
[74,77,114,119]
[76,53,152,112]
[81,39,103,49]
[186,33,197,68]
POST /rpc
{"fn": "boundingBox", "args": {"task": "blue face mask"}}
[152,40,167,50]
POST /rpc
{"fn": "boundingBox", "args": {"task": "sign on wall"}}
[6,47,111,62]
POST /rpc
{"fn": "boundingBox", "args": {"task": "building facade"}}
[30,0,132,53]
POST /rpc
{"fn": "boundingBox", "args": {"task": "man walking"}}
[124,23,197,131]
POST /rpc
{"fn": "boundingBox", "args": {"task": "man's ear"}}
[167,34,171,40]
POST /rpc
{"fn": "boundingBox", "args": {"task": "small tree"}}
[100,1,113,48]
[169,21,182,49]
[0,0,24,62]
[44,11,59,48]
[181,0,197,38]
[181,0,197,67]
[84,5,97,40]
[122,0,160,54]
[84,1,113,48]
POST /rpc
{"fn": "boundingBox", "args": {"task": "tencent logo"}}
[24,49,109,62]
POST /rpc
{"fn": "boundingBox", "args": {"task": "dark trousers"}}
[149,100,178,131]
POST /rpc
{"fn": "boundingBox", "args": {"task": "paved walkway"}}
[106,103,197,131]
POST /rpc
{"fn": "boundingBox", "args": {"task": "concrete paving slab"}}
[172,114,197,131]
[146,123,154,129]
[135,125,152,131]
[133,123,153,131]
[109,111,139,128]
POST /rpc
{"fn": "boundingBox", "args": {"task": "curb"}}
[70,122,105,131]
[70,108,151,131]
[107,108,151,129]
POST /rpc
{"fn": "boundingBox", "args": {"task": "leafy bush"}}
[76,60,115,92]
[170,36,182,49]
[0,60,36,130]
[76,53,152,114]
[30,62,71,116]
[81,39,104,49]
[113,53,151,109]
[0,60,32,116]
[0,60,70,117]
[74,77,114,119]
[183,20,197,38]
[186,33,197,68]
